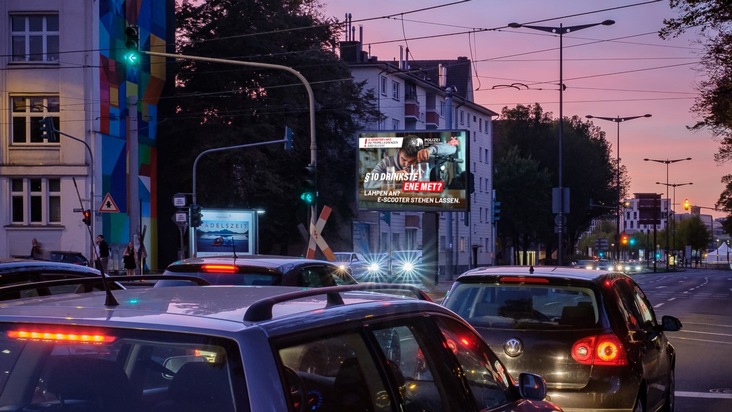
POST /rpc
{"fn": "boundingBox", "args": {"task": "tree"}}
[662,1,732,229]
[157,0,380,263]
[676,215,710,257]
[493,104,617,264]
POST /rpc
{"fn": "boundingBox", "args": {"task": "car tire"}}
[661,369,675,412]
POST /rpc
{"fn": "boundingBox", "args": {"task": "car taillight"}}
[571,334,628,366]
[8,329,116,344]
[201,264,238,274]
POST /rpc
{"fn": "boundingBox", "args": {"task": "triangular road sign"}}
[99,192,120,213]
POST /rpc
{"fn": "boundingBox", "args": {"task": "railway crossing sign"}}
[305,205,335,261]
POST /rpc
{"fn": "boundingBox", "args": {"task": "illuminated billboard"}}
[357,130,469,212]
[191,209,258,257]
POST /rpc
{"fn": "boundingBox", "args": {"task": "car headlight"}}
[402,262,414,273]
[368,262,381,272]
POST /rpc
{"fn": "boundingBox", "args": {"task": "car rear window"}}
[159,269,278,286]
[0,324,244,411]
[445,283,599,330]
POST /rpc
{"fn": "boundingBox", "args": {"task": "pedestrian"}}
[30,238,43,259]
[95,235,110,274]
[123,242,136,276]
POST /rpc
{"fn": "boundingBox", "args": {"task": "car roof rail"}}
[0,275,211,299]
[244,283,430,322]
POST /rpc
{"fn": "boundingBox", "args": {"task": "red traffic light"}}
[620,233,629,245]
[82,209,92,226]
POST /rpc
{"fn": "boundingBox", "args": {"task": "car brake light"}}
[498,276,549,284]
[201,264,238,274]
[8,330,116,344]
[571,334,627,366]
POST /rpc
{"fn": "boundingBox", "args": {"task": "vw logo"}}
[504,338,523,357]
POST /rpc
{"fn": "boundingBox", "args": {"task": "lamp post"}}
[586,114,651,262]
[508,19,615,265]
[656,181,692,259]
[644,157,691,267]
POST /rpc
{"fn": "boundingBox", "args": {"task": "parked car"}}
[158,254,357,287]
[441,266,681,412]
[333,252,371,280]
[0,258,115,300]
[0,283,562,411]
[48,250,90,266]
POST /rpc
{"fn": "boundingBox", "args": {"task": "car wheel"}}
[661,369,675,412]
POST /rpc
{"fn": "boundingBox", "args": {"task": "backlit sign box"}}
[357,130,469,212]
[191,209,257,257]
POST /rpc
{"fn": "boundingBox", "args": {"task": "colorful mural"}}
[98,0,172,270]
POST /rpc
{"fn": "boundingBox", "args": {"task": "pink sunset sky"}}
[324,0,727,218]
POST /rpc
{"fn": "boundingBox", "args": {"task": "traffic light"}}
[82,209,92,226]
[190,204,202,228]
[491,199,501,224]
[683,198,690,211]
[123,25,140,65]
[621,233,629,245]
[629,237,636,246]
[39,117,57,141]
[301,165,317,205]
[284,127,293,151]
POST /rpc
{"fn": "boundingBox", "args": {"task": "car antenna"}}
[231,235,238,259]
[72,177,118,306]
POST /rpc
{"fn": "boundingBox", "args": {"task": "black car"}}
[442,266,681,412]
[48,250,90,266]
[159,254,357,287]
[0,258,117,300]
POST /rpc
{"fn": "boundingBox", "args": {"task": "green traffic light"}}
[123,51,140,65]
[300,192,315,205]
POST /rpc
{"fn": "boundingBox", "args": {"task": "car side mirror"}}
[517,372,548,400]
[660,315,682,332]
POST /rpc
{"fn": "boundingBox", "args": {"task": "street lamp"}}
[508,19,615,265]
[656,181,692,258]
[644,157,692,267]
[586,114,651,262]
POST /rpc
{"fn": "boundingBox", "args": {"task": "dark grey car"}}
[442,266,681,412]
[159,254,357,287]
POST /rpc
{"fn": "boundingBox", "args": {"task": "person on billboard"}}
[364,135,458,189]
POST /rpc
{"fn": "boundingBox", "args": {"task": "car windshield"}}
[445,283,599,330]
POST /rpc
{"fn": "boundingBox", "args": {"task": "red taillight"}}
[498,276,549,284]
[572,334,627,366]
[201,264,238,274]
[8,330,116,344]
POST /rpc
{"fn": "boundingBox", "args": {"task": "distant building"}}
[339,30,499,273]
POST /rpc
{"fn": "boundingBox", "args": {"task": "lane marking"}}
[676,391,732,399]
[673,336,732,345]
[682,322,732,329]
[654,303,665,308]
[680,330,732,338]
[668,297,676,301]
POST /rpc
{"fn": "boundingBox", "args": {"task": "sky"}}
[323,0,727,219]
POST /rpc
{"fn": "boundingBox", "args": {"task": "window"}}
[11,178,61,225]
[479,118,483,132]
[459,110,465,125]
[11,96,60,144]
[380,76,387,96]
[392,80,400,100]
[439,100,445,117]
[11,14,59,62]
[391,119,400,130]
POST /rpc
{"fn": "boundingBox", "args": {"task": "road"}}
[632,267,732,412]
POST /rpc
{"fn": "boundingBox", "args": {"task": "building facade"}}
[0,0,171,271]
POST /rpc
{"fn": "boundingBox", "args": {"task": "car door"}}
[614,278,671,410]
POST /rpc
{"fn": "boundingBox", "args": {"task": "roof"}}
[0,285,442,335]
[0,258,101,276]
[456,265,618,283]
[407,58,472,100]
[167,255,341,269]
